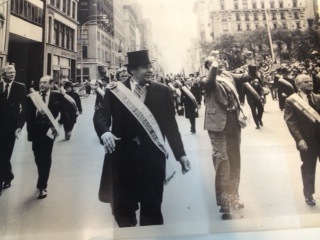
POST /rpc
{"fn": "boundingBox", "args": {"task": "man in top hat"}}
[94,49,191,227]
[0,65,26,196]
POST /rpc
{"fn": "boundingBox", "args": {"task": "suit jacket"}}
[0,81,26,130]
[26,91,68,141]
[204,69,250,132]
[93,78,186,203]
[284,92,320,151]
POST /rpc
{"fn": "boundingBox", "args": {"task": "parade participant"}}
[93,49,191,227]
[181,74,200,134]
[84,78,92,96]
[201,57,253,215]
[241,79,264,129]
[0,65,26,196]
[284,74,320,206]
[26,75,70,199]
[278,68,297,111]
[116,68,128,81]
[63,81,82,139]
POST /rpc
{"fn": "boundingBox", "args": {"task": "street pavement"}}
[1,93,320,240]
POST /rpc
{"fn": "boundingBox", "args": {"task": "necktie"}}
[134,84,146,99]
[307,93,315,108]
[42,92,47,103]
[4,83,9,99]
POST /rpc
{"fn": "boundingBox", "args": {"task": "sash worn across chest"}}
[244,82,261,100]
[279,78,294,90]
[288,93,320,123]
[181,86,198,108]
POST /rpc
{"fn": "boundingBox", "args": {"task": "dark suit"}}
[0,81,26,186]
[26,91,68,190]
[284,92,320,197]
[278,78,297,110]
[93,78,186,227]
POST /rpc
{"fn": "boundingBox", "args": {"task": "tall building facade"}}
[45,0,78,85]
[77,0,114,82]
[208,0,315,39]
[0,1,10,70]
[8,0,44,87]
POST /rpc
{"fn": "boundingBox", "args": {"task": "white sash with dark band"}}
[244,82,261,100]
[29,89,61,139]
[279,78,294,90]
[55,85,79,115]
[181,86,198,108]
[289,93,320,123]
[107,82,175,183]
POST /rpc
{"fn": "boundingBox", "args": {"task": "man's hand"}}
[178,156,191,174]
[101,132,121,154]
[15,128,22,139]
[281,93,287,97]
[298,140,308,151]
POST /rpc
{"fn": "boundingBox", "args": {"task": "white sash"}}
[96,87,105,97]
[28,89,61,139]
[244,82,261,101]
[55,85,79,115]
[181,86,198,108]
[289,93,320,123]
[107,82,176,184]
[279,78,294,90]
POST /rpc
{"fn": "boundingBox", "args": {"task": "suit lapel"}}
[7,82,15,102]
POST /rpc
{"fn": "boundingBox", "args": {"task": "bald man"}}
[0,65,26,196]
[284,74,320,206]
[27,76,69,199]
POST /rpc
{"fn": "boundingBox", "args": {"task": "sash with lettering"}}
[288,93,320,123]
[55,84,79,115]
[279,78,294,91]
[28,88,61,139]
[181,86,198,108]
[106,81,176,184]
[243,82,262,101]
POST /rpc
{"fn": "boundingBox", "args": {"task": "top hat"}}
[124,50,152,67]
[248,65,257,77]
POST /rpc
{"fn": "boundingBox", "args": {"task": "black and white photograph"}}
[1,0,320,239]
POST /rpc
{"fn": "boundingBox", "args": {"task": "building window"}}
[279,1,284,8]
[221,14,227,21]
[56,0,60,9]
[245,13,249,21]
[83,46,88,59]
[252,2,257,9]
[222,23,228,32]
[220,4,225,10]
[261,2,265,9]
[234,3,238,9]
[254,13,258,20]
[246,24,251,30]
[294,12,299,19]
[270,1,275,8]
[255,24,259,29]
[272,13,277,20]
[97,31,101,42]
[296,22,301,29]
[282,22,287,29]
[72,1,76,19]
[235,13,240,21]
[280,12,285,19]
[237,23,242,31]
[273,23,277,29]
[54,22,59,45]
[293,0,297,7]
[11,0,43,26]
[63,0,66,13]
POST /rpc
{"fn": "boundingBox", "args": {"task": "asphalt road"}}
[1,93,320,240]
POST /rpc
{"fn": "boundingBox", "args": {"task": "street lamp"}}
[80,15,109,83]
[117,38,125,68]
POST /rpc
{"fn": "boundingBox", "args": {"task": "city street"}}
[1,93,320,240]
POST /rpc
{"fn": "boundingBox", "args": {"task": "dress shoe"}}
[305,196,316,206]
[3,181,11,189]
[65,131,72,141]
[231,198,244,209]
[259,120,263,126]
[255,126,260,129]
[220,204,230,214]
[38,189,47,199]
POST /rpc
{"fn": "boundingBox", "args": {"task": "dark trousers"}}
[0,128,16,183]
[300,149,319,197]
[189,117,196,132]
[248,101,264,127]
[112,141,165,227]
[32,127,54,190]
[208,111,241,206]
